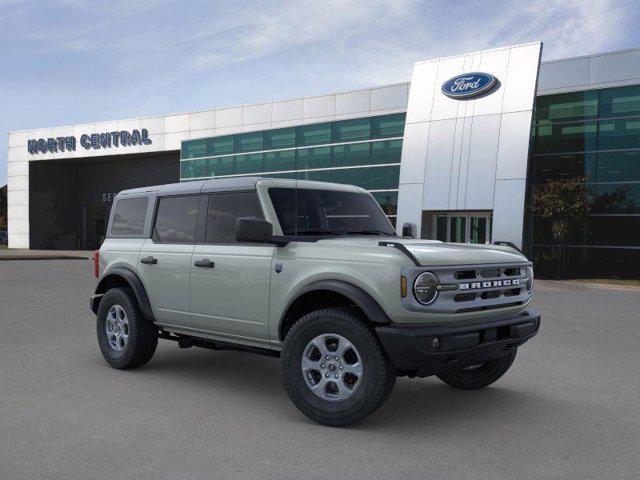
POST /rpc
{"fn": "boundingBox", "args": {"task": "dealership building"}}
[6,42,640,277]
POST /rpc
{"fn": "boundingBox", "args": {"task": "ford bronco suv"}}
[91,177,540,426]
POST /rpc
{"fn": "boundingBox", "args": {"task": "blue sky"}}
[2,0,639,186]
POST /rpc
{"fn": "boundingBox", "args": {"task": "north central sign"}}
[27,128,152,155]
[441,72,497,99]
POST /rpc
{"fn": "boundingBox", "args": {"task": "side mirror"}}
[236,217,274,243]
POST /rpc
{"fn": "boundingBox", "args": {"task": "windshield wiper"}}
[344,230,395,236]
[288,229,344,236]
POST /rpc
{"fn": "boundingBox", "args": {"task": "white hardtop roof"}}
[116,177,365,198]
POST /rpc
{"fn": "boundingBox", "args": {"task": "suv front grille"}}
[403,262,532,314]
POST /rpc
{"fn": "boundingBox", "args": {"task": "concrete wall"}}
[396,43,542,248]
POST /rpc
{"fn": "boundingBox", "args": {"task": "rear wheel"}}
[281,308,395,427]
[96,287,158,369]
[436,350,517,390]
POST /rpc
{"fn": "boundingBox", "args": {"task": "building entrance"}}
[427,211,492,244]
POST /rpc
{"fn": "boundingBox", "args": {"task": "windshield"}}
[268,188,396,237]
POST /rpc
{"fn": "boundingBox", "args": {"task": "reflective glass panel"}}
[598,84,640,118]
[370,166,400,190]
[371,139,402,164]
[535,91,598,124]
[597,119,640,150]
[181,139,206,159]
[234,153,263,174]
[264,150,296,172]
[297,123,331,146]
[264,128,296,149]
[595,151,640,182]
[332,118,370,142]
[296,147,330,170]
[234,132,263,153]
[332,143,370,167]
[534,121,598,154]
[532,153,597,183]
[207,156,234,177]
[371,113,406,138]
[206,136,233,156]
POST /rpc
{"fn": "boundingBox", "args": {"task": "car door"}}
[137,194,200,326]
[189,190,275,340]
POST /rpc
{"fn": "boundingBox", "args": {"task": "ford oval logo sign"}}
[441,72,497,99]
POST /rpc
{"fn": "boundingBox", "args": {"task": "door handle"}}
[141,256,157,265]
[194,258,215,268]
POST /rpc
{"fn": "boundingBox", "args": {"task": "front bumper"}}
[375,310,540,377]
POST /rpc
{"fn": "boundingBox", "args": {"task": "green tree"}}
[534,177,589,277]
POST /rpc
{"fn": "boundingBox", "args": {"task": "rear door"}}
[137,194,201,325]
[189,191,274,340]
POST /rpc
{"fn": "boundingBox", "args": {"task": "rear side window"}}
[153,195,200,243]
[110,197,148,236]
[205,192,263,243]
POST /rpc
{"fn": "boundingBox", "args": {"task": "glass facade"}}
[180,113,405,225]
[526,84,640,278]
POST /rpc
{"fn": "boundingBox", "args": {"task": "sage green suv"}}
[90,177,540,426]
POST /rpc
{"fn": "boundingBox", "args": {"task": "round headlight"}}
[525,266,534,293]
[414,272,439,305]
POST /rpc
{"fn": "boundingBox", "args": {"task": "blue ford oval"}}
[441,72,497,99]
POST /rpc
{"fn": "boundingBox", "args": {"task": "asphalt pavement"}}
[1,260,639,479]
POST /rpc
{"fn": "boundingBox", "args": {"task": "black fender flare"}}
[91,267,155,322]
[279,279,391,339]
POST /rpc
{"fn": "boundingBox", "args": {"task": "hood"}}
[316,237,527,266]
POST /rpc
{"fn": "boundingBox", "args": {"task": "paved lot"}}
[1,260,639,480]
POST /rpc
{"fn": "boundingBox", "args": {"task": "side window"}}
[153,195,200,243]
[110,197,148,236]
[205,192,263,243]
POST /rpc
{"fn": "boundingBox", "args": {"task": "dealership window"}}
[264,150,296,172]
[264,128,296,149]
[153,195,200,243]
[370,166,400,190]
[296,147,331,170]
[371,113,406,138]
[332,118,370,143]
[598,84,640,118]
[297,123,332,147]
[182,139,206,159]
[205,192,263,244]
[526,85,640,279]
[207,136,233,156]
[234,132,263,153]
[110,197,148,236]
[332,143,370,167]
[179,113,406,222]
[595,151,640,182]
[371,140,402,164]
[207,156,234,177]
[234,153,264,174]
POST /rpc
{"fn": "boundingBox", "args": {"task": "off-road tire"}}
[281,308,396,427]
[437,349,517,390]
[96,287,158,369]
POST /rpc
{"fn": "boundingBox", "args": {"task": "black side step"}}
[159,331,280,358]
[378,241,421,266]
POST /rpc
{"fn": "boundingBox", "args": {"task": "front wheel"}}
[436,350,517,390]
[281,308,396,427]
